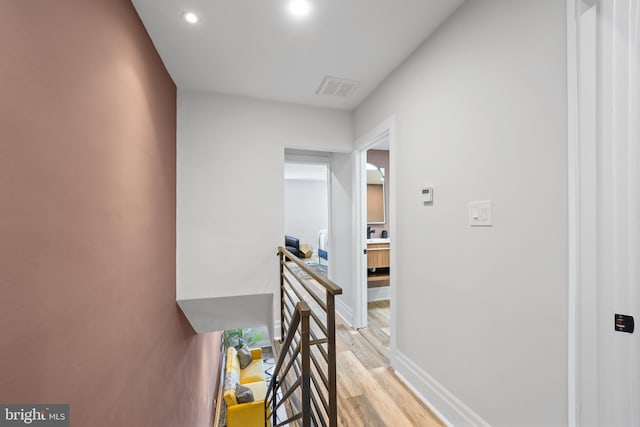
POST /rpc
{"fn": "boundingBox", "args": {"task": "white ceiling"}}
[131,0,463,110]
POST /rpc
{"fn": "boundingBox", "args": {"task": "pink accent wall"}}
[367,149,390,236]
[0,1,222,426]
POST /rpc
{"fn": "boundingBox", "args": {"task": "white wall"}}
[177,91,353,325]
[355,1,568,426]
[284,178,328,252]
[329,152,355,324]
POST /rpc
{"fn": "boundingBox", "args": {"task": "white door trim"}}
[353,115,397,366]
[284,151,333,279]
[566,1,578,425]
[569,1,640,425]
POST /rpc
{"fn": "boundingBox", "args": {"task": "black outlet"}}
[614,314,634,333]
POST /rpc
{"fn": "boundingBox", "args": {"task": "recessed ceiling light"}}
[288,0,311,17]
[182,11,199,24]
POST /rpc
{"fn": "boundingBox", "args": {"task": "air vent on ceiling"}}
[316,76,359,97]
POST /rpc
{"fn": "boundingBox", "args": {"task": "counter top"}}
[367,238,390,244]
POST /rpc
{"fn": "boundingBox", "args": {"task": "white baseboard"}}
[394,351,491,427]
[272,320,281,342]
[367,286,390,302]
[335,297,353,327]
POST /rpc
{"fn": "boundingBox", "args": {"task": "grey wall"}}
[285,178,329,252]
[355,1,568,425]
[177,90,354,331]
[330,152,355,324]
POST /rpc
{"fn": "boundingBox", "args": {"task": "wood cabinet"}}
[367,243,390,269]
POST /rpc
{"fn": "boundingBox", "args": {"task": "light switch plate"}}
[469,200,492,226]
[421,187,433,204]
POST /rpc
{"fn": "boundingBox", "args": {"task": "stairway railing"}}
[266,247,342,427]
[265,301,311,427]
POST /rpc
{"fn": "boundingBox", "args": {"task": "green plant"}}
[243,328,263,347]
[222,329,243,349]
[223,328,264,349]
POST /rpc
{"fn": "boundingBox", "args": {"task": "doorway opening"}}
[354,117,396,364]
[360,145,391,358]
[284,149,331,278]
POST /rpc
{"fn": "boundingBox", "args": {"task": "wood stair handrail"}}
[278,247,342,296]
[274,247,341,427]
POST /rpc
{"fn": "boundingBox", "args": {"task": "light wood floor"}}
[357,300,391,360]
[335,302,444,427]
[280,267,443,426]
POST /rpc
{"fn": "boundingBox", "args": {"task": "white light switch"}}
[480,207,489,220]
[469,200,492,226]
[421,187,433,204]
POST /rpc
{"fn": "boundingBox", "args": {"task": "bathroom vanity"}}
[367,238,390,269]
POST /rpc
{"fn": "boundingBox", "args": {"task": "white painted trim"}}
[326,160,333,281]
[335,297,354,328]
[367,286,390,302]
[394,351,491,427]
[212,343,227,427]
[566,1,578,426]
[284,145,352,156]
[352,148,368,329]
[353,115,397,368]
[273,320,281,342]
[354,116,396,151]
[284,151,333,278]
[284,154,332,165]
[283,149,336,304]
[387,117,397,368]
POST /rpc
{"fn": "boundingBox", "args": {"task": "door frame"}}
[284,150,333,278]
[567,1,640,425]
[567,1,578,424]
[353,115,397,365]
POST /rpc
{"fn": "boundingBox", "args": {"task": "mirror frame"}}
[366,163,386,224]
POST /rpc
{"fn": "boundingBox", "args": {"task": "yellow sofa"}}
[223,346,268,427]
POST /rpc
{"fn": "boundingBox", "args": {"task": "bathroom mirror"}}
[367,163,386,224]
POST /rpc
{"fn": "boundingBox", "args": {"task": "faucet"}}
[367,226,375,239]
